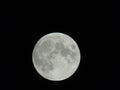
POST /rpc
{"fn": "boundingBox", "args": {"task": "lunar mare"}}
[32,32,80,81]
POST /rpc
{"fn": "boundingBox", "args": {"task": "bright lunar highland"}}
[32,32,81,81]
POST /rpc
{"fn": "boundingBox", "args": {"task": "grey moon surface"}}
[32,32,81,81]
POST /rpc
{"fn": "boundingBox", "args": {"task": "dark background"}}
[0,0,118,90]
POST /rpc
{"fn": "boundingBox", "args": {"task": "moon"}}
[32,32,81,81]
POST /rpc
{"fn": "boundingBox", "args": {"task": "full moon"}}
[32,32,81,81]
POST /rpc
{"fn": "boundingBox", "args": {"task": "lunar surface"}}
[32,32,81,81]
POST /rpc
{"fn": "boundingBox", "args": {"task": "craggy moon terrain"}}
[32,33,80,81]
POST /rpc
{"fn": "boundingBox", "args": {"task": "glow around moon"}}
[32,32,81,81]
